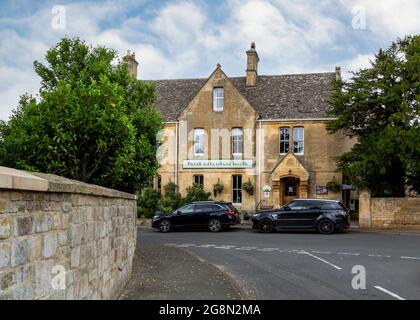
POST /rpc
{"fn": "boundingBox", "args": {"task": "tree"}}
[327,35,420,197]
[185,184,211,203]
[0,38,163,193]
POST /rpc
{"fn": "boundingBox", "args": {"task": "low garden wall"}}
[0,166,137,300]
[359,191,420,229]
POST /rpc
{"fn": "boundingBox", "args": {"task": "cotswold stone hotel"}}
[124,44,356,212]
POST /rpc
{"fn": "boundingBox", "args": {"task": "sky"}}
[0,0,420,120]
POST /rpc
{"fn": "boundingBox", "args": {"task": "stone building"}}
[124,44,356,212]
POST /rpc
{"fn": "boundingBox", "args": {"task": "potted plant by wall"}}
[213,180,224,197]
[243,179,254,196]
[326,177,342,193]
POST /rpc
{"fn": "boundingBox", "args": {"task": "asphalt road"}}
[138,227,420,300]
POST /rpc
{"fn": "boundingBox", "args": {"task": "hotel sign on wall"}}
[183,159,254,169]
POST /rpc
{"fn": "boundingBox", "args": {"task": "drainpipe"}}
[175,121,179,187]
[258,120,262,210]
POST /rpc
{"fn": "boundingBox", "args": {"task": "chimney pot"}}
[335,66,341,80]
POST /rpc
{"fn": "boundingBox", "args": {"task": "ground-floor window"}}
[193,175,204,188]
[232,175,242,204]
[157,174,162,194]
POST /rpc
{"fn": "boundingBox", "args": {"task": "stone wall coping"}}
[0,166,136,200]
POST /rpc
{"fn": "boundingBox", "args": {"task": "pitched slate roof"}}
[154,72,335,122]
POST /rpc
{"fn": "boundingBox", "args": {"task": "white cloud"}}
[340,0,420,39]
[1,0,419,121]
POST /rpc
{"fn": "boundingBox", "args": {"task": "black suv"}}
[252,199,350,234]
[152,201,241,233]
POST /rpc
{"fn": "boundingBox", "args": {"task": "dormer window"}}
[213,87,224,111]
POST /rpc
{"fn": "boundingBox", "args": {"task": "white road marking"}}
[214,245,236,249]
[374,286,406,300]
[166,244,420,263]
[368,254,391,258]
[311,251,331,255]
[401,256,420,260]
[299,251,342,270]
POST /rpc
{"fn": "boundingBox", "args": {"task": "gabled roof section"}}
[271,152,310,182]
[154,72,335,122]
[155,78,207,122]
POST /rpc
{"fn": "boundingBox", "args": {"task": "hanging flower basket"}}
[326,177,342,193]
[213,180,224,197]
[243,180,254,196]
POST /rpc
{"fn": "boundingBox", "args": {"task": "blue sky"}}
[1,0,420,120]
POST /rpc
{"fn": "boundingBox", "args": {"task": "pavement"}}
[119,242,243,300]
[127,225,420,300]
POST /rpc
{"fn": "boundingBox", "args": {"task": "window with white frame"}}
[280,127,290,154]
[193,175,204,188]
[293,127,304,154]
[213,87,224,111]
[194,128,205,156]
[232,128,243,156]
[232,175,242,204]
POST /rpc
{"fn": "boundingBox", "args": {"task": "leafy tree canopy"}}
[327,35,420,196]
[0,38,163,193]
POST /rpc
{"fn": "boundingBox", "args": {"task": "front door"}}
[282,177,300,205]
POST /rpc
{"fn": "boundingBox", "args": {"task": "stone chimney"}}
[123,50,139,78]
[335,66,341,81]
[246,42,259,87]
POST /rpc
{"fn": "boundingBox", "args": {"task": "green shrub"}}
[185,184,211,203]
[158,182,185,213]
[137,187,161,218]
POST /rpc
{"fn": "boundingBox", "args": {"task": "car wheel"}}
[258,220,274,233]
[317,219,335,235]
[159,219,172,233]
[209,219,223,232]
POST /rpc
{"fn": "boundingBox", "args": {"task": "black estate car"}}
[252,199,350,234]
[152,201,241,233]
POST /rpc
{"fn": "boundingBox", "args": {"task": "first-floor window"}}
[193,175,204,188]
[213,87,224,111]
[194,128,204,156]
[232,128,243,157]
[232,175,242,204]
[280,127,290,154]
[293,127,304,154]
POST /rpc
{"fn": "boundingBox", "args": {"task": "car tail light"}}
[224,210,234,215]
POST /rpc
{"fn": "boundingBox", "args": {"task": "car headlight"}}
[253,214,261,219]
